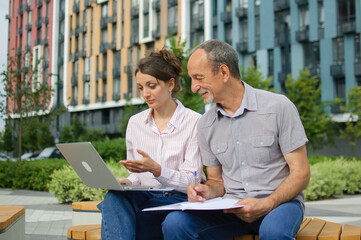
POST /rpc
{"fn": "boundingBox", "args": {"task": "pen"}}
[194,171,197,186]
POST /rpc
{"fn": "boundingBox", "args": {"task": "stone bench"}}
[0,205,25,240]
[68,201,361,240]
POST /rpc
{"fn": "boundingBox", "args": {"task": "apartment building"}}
[6,0,361,138]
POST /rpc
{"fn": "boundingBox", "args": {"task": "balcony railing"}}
[124,65,132,74]
[274,0,289,11]
[152,0,161,11]
[236,41,248,53]
[73,3,80,14]
[221,11,232,23]
[236,7,248,19]
[330,64,344,78]
[340,20,356,35]
[152,30,160,39]
[295,0,308,5]
[296,27,309,43]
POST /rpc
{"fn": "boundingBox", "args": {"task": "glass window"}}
[28,11,32,24]
[299,6,309,30]
[73,86,78,101]
[240,0,249,8]
[113,78,120,94]
[84,81,90,100]
[101,29,107,44]
[83,32,87,51]
[355,34,360,62]
[333,37,344,64]
[338,0,355,22]
[84,9,87,28]
[85,58,90,74]
[102,3,108,18]
[168,6,178,31]
[27,31,31,45]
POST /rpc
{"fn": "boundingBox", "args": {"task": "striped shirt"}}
[125,99,202,193]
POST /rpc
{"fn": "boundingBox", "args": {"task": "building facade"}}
[6,0,361,139]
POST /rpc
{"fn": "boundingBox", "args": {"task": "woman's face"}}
[136,71,173,110]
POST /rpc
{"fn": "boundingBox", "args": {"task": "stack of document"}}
[142,197,244,211]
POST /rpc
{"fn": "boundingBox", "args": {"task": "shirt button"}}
[245,183,248,186]
[236,141,240,145]
[241,162,245,165]
[217,148,220,152]
[260,142,264,145]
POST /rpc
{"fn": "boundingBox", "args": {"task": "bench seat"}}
[0,205,25,240]
[68,201,361,240]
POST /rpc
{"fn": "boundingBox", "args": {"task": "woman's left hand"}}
[120,149,161,177]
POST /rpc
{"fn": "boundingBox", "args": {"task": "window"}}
[333,37,344,64]
[84,81,90,100]
[102,110,110,124]
[27,31,31,45]
[73,86,78,102]
[84,9,87,28]
[102,3,108,18]
[168,5,178,35]
[338,0,355,22]
[83,32,87,51]
[85,57,90,74]
[304,42,320,75]
[28,10,32,24]
[225,24,232,45]
[298,5,309,31]
[268,49,274,77]
[355,35,360,63]
[240,19,248,41]
[240,0,249,8]
[101,29,107,44]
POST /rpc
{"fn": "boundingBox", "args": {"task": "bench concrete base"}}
[72,201,102,226]
[0,205,25,240]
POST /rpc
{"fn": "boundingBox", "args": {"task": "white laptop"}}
[56,142,174,191]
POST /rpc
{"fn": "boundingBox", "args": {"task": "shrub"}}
[48,161,129,203]
[0,159,67,191]
[304,158,361,201]
[92,137,126,161]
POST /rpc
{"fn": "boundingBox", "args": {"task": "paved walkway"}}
[0,188,360,239]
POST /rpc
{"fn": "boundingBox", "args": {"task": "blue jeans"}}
[97,190,187,240]
[162,200,303,240]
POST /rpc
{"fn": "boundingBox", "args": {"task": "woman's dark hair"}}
[135,49,182,95]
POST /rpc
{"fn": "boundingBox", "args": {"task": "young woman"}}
[97,49,203,240]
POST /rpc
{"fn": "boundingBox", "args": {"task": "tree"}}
[0,123,14,153]
[285,69,336,151]
[240,66,275,92]
[0,52,54,160]
[339,86,361,155]
[166,36,205,113]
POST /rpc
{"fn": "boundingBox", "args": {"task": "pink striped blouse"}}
[125,99,203,193]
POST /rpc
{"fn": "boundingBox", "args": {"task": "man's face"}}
[187,49,222,104]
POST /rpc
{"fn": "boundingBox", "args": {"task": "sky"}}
[0,1,9,131]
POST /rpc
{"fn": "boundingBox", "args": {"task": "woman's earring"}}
[169,90,172,96]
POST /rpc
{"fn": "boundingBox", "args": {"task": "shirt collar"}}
[144,99,185,130]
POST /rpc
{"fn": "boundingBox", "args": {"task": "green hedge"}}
[92,137,126,161]
[304,158,361,201]
[0,159,67,191]
[47,161,129,203]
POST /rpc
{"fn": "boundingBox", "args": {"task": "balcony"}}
[45,0,50,3]
[73,3,79,14]
[24,4,31,12]
[101,95,107,102]
[15,48,22,56]
[26,23,32,31]
[99,44,108,54]
[41,37,48,45]
[108,42,116,51]
[124,65,132,74]
[71,75,78,86]
[296,27,309,43]
[35,19,42,28]
[59,11,65,21]
[167,24,178,36]
[152,30,160,39]
[108,15,117,24]
[82,74,90,82]
[58,56,64,65]
[112,93,121,101]
[221,11,232,23]
[308,66,320,77]
[77,50,86,58]
[274,31,289,47]
[318,27,324,39]
[17,6,23,15]
[131,7,139,19]
[193,18,204,30]
[131,35,139,45]
[236,41,248,54]
[112,67,121,78]
[34,39,41,46]
[25,45,31,52]
[82,99,89,105]
[59,33,64,42]
[330,64,344,78]
[84,0,92,8]
[295,0,308,5]
[355,62,361,76]
[42,60,49,69]
[274,0,289,11]
[236,7,248,19]
[278,72,288,84]
[36,0,42,8]
[340,20,356,35]
[123,92,132,99]
[100,18,108,29]
[42,16,49,25]
[152,0,161,11]
[16,28,23,35]
[70,99,77,106]
[100,71,107,79]
[168,0,177,7]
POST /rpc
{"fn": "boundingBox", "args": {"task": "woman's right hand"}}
[116,178,132,185]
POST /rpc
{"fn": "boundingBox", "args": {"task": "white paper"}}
[142,197,244,211]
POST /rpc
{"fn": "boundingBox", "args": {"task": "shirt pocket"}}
[210,143,233,169]
[250,135,275,163]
